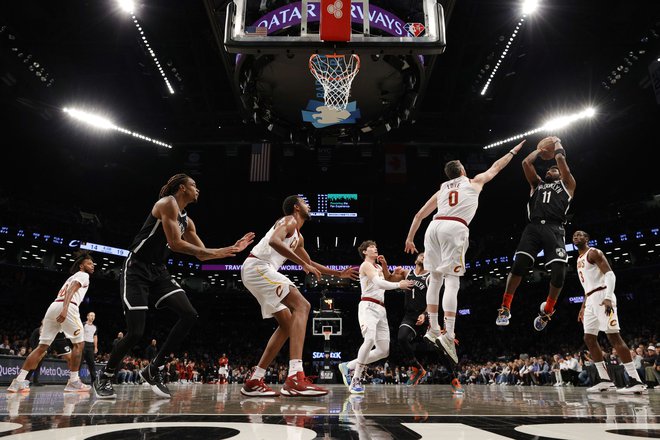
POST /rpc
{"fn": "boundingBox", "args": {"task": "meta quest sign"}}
[251,2,425,127]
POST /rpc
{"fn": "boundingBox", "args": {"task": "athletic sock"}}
[595,361,611,381]
[444,316,456,339]
[544,297,556,314]
[17,370,28,381]
[288,359,303,377]
[502,293,514,309]
[251,366,266,381]
[429,313,440,333]
[623,361,642,382]
[70,371,79,381]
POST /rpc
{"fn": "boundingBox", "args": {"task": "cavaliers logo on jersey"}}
[453,265,462,273]
[275,285,284,297]
[73,329,81,336]
[556,248,567,258]
[289,237,298,250]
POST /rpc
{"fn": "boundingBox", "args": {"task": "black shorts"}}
[51,335,72,356]
[120,254,186,311]
[515,222,568,266]
[399,312,427,337]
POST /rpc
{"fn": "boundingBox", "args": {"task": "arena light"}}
[483,107,596,149]
[480,16,526,96]
[117,0,135,14]
[117,3,175,95]
[63,107,172,148]
[522,0,539,15]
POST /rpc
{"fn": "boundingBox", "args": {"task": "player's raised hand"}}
[339,266,359,280]
[393,266,405,277]
[404,240,418,254]
[511,139,526,154]
[377,255,388,266]
[416,313,426,325]
[398,279,414,290]
[233,232,256,251]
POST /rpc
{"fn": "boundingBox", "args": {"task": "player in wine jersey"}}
[573,230,647,394]
[241,195,358,397]
[338,241,414,394]
[496,137,576,331]
[218,353,229,384]
[8,252,95,393]
[95,174,255,399]
[405,141,525,365]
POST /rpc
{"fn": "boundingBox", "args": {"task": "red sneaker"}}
[281,372,328,397]
[241,378,280,397]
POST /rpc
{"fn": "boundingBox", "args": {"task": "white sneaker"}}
[7,379,30,393]
[616,379,648,395]
[587,380,617,393]
[424,328,441,344]
[64,379,91,392]
[437,333,458,365]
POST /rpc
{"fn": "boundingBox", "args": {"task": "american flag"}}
[245,26,268,36]
[250,143,271,182]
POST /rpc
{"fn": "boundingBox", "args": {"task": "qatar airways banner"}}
[251,2,410,37]
[0,355,103,384]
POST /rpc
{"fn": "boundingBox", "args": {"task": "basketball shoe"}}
[338,362,352,387]
[437,334,458,365]
[7,379,30,393]
[64,379,91,392]
[406,367,427,386]
[496,307,511,326]
[241,377,280,397]
[451,378,464,395]
[93,374,116,399]
[281,372,328,397]
[616,379,648,395]
[349,377,365,394]
[586,379,617,393]
[139,364,171,398]
[533,302,555,331]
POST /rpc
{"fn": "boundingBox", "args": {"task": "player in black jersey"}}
[381,253,430,386]
[94,174,255,399]
[496,137,576,331]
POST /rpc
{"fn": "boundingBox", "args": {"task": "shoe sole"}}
[240,388,280,397]
[280,388,328,397]
[438,337,458,364]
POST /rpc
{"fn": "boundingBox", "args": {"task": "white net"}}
[309,54,360,111]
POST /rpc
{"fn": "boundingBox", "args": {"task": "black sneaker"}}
[139,365,171,398]
[94,374,116,399]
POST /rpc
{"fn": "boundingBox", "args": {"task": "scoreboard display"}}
[299,193,361,221]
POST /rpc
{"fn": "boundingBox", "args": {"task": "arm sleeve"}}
[603,271,616,302]
[371,277,400,291]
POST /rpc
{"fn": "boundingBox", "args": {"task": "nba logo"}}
[320,0,351,42]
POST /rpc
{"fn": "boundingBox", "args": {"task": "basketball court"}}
[1,384,658,439]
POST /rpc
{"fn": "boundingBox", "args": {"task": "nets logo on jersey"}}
[555,248,567,258]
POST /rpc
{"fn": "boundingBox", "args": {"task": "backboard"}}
[224,0,446,55]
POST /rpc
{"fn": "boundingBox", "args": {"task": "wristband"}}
[554,147,566,157]
[509,151,516,156]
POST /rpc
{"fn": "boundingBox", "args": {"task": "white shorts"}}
[583,290,620,335]
[358,300,390,342]
[218,366,228,376]
[423,219,469,276]
[241,257,295,319]
[40,302,84,345]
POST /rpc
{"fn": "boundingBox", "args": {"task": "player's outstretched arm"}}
[362,261,413,290]
[552,138,576,196]
[155,198,248,261]
[183,218,255,254]
[405,192,439,254]
[377,255,407,281]
[522,147,543,190]
[472,140,525,190]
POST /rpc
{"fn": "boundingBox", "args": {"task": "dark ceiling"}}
[1,0,660,250]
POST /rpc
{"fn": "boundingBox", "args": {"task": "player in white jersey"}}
[338,241,413,394]
[8,252,95,393]
[404,141,524,365]
[573,231,647,394]
[241,195,358,397]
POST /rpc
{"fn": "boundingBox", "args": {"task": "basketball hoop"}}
[322,329,333,341]
[309,54,360,111]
